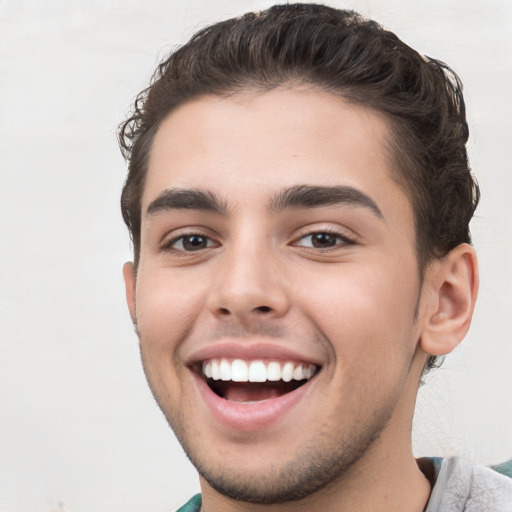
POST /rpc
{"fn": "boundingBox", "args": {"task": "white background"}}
[0,1,510,511]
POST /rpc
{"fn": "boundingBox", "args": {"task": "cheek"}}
[135,269,207,353]
[135,270,208,413]
[297,262,419,367]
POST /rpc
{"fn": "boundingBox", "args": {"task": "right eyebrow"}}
[146,188,229,217]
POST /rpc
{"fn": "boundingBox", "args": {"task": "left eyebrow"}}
[269,185,384,219]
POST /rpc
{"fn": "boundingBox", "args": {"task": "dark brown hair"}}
[118,4,479,368]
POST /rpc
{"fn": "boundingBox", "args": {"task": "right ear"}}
[122,261,137,325]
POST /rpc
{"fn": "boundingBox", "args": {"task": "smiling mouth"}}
[198,359,319,403]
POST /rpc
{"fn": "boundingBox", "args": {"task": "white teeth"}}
[282,362,294,382]
[211,360,220,380]
[303,365,314,379]
[293,365,305,381]
[204,361,212,379]
[248,361,267,382]
[219,359,231,381]
[231,359,248,382]
[202,358,316,383]
[267,361,281,381]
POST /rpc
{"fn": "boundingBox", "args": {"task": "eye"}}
[165,234,218,252]
[295,231,354,250]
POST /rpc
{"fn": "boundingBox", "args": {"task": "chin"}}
[174,407,392,504]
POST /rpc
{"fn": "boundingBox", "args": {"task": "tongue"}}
[212,381,303,402]
[225,385,281,402]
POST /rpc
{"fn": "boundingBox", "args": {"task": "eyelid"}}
[160,228,220,253]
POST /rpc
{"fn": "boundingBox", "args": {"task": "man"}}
[118,4,512,511]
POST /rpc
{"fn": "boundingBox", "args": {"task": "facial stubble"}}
[141,352,415,505]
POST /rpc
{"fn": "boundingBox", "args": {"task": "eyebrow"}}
[147,188,228,216]
[146,184,383,219]
[269,185,383,218]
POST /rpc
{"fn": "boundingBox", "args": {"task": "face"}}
[125,88,428,503]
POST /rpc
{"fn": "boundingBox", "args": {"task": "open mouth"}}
[197,359,319,403]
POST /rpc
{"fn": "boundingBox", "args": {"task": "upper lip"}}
[185,342,323,368]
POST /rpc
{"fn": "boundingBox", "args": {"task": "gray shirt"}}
[426,457,512,511]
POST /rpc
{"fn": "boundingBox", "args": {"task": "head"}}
[119,3,479,505]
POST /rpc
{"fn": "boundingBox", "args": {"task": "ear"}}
[122,261,137,326]
[420,243,479,356]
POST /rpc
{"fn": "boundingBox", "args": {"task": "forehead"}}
[143,88,411,222]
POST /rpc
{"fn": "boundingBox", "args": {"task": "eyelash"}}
[293,229,356,251]
[161,228,355,254]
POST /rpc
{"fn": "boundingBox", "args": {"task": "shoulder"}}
[175,493,202,512]
[426,457,512,512]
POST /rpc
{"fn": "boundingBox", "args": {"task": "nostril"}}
[255,305,272,313]
[219,307,230,315]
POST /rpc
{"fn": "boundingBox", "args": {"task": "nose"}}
[206,240,290,324]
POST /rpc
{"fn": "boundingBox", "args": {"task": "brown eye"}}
[310,233,338,248]
[182,235,208,250]
[166,234,217,252]
[295,231,354,250]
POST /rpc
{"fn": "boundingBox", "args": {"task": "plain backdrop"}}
[0,1,511,511]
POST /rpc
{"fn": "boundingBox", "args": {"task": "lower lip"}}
[193,373,315,432]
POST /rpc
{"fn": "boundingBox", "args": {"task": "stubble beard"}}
[162,397,397,504]
[139,314,420,504]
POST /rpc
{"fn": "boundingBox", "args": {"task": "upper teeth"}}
[202,359,316,383]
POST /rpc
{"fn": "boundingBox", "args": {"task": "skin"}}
[123,88,478,511]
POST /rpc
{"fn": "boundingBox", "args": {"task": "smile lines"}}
[202,359,317,383]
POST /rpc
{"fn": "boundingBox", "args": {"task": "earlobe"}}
[420,244,479,356]
[122,261,137,326]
